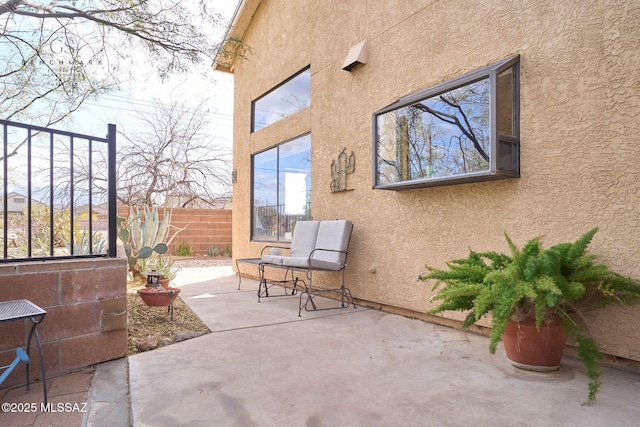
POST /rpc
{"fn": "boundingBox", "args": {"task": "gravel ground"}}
[127,256,232,355]
[172,256,232,268]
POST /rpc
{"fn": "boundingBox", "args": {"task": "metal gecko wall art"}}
[330,147,355,192]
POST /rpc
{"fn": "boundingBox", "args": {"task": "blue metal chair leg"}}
[0,347,30,385]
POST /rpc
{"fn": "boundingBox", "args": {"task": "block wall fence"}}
[0,258,127,390]
[118,205,232,256]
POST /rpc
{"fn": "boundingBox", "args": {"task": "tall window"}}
[373,56,520,190]
[252,134,311,241]
[252,67,311,132]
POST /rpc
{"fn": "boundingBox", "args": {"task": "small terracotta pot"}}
[138,286,181,307]
[160,278,170,289]
[502,317,567,372]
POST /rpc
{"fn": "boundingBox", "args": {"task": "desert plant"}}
[143,254,179,282]
[207,245,222,257]
[9,206,85,257]
[207,245,231,257]
[51,208,85,248]
[60,230,107,255]
[420,228,640,404]
[175,241,192,257]
[117,206,186,280]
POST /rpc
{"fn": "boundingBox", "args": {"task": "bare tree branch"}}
[1,0,226,125]
[413,98,489,162]
[116,99,231,207]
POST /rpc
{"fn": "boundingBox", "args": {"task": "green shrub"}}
[61,230,107,255]
[208,245,222,257]
[175,241,192,256]
[207,245,231,257]
[144,254,179,281]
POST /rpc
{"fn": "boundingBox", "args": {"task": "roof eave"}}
[212,0,261,73]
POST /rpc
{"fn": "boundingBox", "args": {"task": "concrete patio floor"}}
[127,272,640,426]
[4,267,640,426]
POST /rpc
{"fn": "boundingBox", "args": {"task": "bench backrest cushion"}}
[310,220,352,271]
[261,220,319,268]
[290,220,320,258]
[260,220,353,271]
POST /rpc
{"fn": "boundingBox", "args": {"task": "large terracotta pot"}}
[138,286,181,307]
[502,317,567,372]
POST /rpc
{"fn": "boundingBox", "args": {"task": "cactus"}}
[117,206,186,280]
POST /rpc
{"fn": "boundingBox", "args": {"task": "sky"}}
[2,1,240,203]
[67,1,239,155]
[253,68,311,131]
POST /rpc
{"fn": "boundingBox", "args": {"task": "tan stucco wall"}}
[229,0,640,362]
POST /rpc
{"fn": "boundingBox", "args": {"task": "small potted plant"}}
[146,254,178,289]
[138,254,181,314]
[419,228,640,404]
[137,285,181,308]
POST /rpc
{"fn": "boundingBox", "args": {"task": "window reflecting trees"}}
[374,56,520,190]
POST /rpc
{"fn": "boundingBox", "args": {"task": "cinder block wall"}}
[118,205,232,255]
[0,258,127,390]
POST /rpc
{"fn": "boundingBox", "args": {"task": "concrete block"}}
[40,302,102,341]
[0,275,59,308]
[0,321,28,350]
[61,331,127,372]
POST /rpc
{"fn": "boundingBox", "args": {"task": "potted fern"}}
[419,228,640,404]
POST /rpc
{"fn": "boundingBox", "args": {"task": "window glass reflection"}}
[252,134,311,241]
[253,148,278,239]
[252,68,311,132]
[377,78,490,185]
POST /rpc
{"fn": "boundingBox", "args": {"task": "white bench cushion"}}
[261,220,320,268]
[260,220,351,271]
[310,220,352,271]
[289,220,320,258]
[261,255,311,268]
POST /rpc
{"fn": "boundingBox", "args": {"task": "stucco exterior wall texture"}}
[231,0,640,362]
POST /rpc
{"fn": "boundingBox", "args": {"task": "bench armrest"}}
[260,245,291,256]
[308,248,348,271]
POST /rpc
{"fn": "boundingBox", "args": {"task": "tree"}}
[116,99,231,207]
[0,0,225,126]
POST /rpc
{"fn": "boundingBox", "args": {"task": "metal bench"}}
[259,219,356,316]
